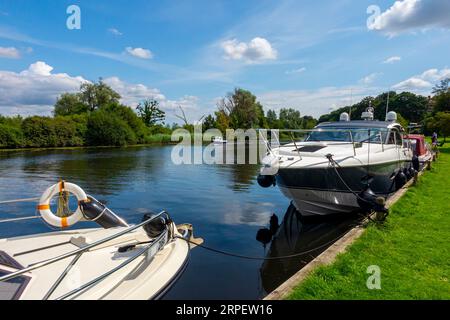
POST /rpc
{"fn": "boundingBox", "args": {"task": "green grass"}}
[287,144,450,300]
[143,133,173,144]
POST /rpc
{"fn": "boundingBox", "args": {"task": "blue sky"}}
[0,0,449,122]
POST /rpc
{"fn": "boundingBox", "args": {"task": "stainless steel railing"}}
[0,210,167,283]
[55,228,170,300]
[258,128,393,159]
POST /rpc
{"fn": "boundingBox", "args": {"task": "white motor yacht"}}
[258,110,413,216]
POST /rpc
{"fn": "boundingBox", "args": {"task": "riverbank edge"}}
[0,142,179,153]
[264,148,442,300]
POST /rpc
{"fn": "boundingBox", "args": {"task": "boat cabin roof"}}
[316,120,401,130]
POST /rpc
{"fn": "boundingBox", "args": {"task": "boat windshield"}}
[0,270,30,300]
[306,127,388,143]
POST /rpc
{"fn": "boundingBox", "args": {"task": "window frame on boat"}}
[305,127,389,144]
[0,251,31,300]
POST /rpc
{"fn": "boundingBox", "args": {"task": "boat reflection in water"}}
[258,204,362,295]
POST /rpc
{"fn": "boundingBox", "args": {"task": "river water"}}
[0,145,358,299]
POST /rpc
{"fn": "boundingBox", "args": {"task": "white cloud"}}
[108,28,123,36]
[221,37,277,63]
[368,0,450,36]
[0,46,20,59]
[103,77,200,123]
[0,62,198,117]
[125,47,153,59]
[392,67,450,91]
[359,72,382,85]
[392,78,431,91]
[383,56,402,64]
[102,77,199,112]
[258,86,378,118]
[0,61,87,115]
[285,67,306,75]
[23,61,54,76]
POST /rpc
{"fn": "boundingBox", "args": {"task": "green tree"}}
[79,79,121,111]
[301,116,318,129]
[136,99,166,126]
[266,109,278,128]
[432,78,449,94]
[21,116,55,147]
[86,110,136,146]
[395,113,409,129]
[214,110,230,133]
[54,93,88,116]
[319,92,427,124]
[103,102,148,143]
[0,115,23,128]
[21,116,85,147]
[0,124,23,148]
[389,92,428,123]
[218,88,264,129]
[202,114,216,131]
[435,112,450,142]
[279,108,302,129]
[432,78,450,112]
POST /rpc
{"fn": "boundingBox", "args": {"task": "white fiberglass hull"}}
[0,225,190,300]
[279,187,360,216]
[261,141,412,216]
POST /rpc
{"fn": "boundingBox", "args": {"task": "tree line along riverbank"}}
[1,78,449,150]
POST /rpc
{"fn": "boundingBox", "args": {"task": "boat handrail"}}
[0,210,167,283]
[55,229,169,300]
[258,128,391,133]
[258,128,395,157]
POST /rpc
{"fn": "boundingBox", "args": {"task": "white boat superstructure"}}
[258,111,414,216]
[213,136,227,144]
[0,182,199,300]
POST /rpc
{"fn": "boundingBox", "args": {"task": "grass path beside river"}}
[287,143,450,300]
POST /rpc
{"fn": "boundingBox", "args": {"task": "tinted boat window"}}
[395,131,403,146]
[0,270,29,300]
[306,128,387,143]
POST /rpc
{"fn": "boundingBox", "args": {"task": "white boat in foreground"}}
[0,182,199,300]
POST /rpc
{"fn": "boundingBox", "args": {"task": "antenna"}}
[349,88,353,120]
[385,91,390,120]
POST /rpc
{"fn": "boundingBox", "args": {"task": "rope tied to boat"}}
[174,231,357,261]
[326,154,389,221]
[56,180,72,218]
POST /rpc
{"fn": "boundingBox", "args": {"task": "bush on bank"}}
[86,110,137,146]
[0,123,23,148]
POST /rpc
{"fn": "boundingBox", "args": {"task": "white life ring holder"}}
[37,181,87,228]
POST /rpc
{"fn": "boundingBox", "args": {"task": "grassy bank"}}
[287,143,450,300]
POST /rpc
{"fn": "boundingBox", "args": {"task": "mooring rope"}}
[174,229,361,261]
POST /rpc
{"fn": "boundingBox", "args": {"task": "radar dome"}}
[386,111,397,122]
[340,112,350,121]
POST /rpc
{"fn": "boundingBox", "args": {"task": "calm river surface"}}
[0,145,358,299]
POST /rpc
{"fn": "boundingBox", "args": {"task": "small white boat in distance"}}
[212,136,227,144]
[0,181,200,300]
